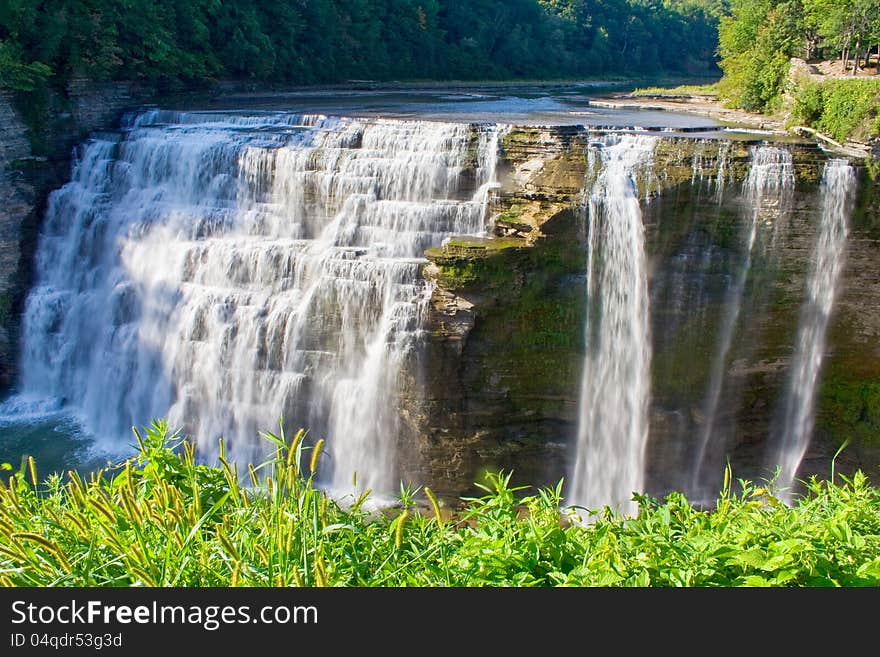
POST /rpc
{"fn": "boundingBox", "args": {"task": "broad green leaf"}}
[733,548,767,569]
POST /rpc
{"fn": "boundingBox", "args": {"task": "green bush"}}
[789,78,880,143]
[0,40,50,92]
[818,79,880,142]
[790,80,824,126]
[2,420,880,587]
[717,0,802,114]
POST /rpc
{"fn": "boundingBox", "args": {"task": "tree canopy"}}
[718,0,880,112]
[0,1,721,92]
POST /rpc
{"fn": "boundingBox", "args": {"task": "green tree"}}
[804,0,880,71]
[718,0,805,111]
[0,0,723,90]
[0,39,50,91]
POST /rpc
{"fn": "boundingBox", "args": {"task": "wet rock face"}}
[645,160,880,498]
[397,129,595,496]
[812,176,880,482]
[403,127,880,499]
[408,216,586,497]
[0,82,150,389]
[0,94,36,386]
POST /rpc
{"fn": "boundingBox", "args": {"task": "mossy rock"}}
[818,379,880,448]
[0,293,10,327]
[425,206,588,417]
[425,237,530,291]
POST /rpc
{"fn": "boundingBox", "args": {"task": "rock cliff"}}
[0,82,150,385]
[400,127,879,498]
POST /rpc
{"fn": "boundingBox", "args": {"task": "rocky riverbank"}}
[590,60,879,160]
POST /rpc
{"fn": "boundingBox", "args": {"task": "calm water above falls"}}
[201,84,724,132]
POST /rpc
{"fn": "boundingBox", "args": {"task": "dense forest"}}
[0,1,722,92]
[718,0,880,112]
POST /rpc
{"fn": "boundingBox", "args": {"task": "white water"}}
[714,141,731,204]
[569,135,655,517]
[13,110,503,496]
[775,159,855,499]
[690,146,795,500]
[691,140,733,203]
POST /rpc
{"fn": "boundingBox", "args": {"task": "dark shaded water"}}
[0,397,121,476]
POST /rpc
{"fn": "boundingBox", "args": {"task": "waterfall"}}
[15,110,503,497]
[774,159,855,500]
[688,140,732,201]
[714,141,731,204]
[569,134,655,517]
[690,146,794,500]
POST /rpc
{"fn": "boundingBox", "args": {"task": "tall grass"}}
[1,420,879,587]
[630,83,719,98]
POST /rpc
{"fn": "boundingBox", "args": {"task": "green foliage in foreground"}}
[2,421,879,587]
[790,78,880,142]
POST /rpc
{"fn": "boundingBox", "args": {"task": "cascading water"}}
[680,140,733,206]
[13,110,503,497]
[569,134,655,517]
[714,141,731,204]
[773,159,855,500]
[690,146,794,500]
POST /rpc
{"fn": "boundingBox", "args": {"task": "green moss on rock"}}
[425,237,528,290]
[426,207,587,424]
[818,379,880,447]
